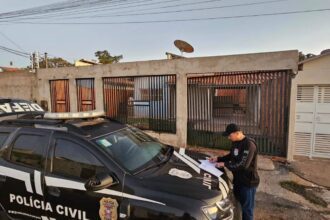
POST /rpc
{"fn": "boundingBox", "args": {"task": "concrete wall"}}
[287,54,330,161]
[36,50,298,151]
[0,71,37,100]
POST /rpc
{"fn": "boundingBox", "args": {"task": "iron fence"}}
[187,71,291,156]
[103,75,176,133]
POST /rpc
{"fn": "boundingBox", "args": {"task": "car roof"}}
[0,98,127,139]
[0,116,127,140]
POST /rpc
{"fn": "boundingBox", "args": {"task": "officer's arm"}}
[217,153,231,162]
[224,141,256,171]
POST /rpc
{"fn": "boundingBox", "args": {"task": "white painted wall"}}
[287,54,330,160]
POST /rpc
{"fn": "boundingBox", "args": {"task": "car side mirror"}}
[84,172,114,191]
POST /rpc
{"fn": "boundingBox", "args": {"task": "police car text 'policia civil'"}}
[0,99,239,220]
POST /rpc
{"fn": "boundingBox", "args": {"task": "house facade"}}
[288,50,330,160]
[0,50,299,158]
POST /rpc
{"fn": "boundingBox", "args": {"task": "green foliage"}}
[299,51,316,62]
[39,57,73,68]
[95,50,123,64]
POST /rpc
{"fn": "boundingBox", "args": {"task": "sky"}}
[0,0,329,67]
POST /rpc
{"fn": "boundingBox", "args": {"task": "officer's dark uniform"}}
[218,124,260,220]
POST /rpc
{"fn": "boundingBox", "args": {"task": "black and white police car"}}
[0,99,238,220]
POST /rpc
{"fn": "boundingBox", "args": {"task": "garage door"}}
[294,85,330,158]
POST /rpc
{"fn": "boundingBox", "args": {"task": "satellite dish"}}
[174,40,194,55]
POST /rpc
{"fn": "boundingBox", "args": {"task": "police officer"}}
[209,123,260,220]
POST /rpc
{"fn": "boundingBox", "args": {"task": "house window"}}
[213,88,247,116]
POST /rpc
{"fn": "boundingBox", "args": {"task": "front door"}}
[44,133,123,220]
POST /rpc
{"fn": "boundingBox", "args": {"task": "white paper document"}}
[198,160,223,177]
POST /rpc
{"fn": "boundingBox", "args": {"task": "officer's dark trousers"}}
[234,184,256,220]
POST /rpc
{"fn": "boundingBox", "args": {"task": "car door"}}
[44,132,123,220]
[0,128,51,220]
[0,127,14,217]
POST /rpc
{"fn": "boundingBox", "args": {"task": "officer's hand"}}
[208,156,218,163]
[215,162,225,168]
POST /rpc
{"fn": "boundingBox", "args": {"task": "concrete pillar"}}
[176,73,188,148]
[94,77,104,112]
[69,79,78,112]
[287,79,297,161]
[37,79,52,112]
[34,69,52,112]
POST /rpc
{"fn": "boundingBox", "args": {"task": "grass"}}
[187,129,232,150]
[280,181,328,207]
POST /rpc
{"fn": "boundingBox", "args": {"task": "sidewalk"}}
[290,156,330,189]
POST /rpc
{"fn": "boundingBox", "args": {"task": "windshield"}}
[94,127,169,173]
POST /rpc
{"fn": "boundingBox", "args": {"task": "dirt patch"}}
[255,192,327,220]
[280,181,328,207]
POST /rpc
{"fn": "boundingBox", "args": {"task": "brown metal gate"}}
[50,79,70,113]
[187,70,292,156]
[103,75,176,133]
[76,78,95,112]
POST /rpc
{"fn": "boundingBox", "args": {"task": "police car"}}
[0,99,238,220]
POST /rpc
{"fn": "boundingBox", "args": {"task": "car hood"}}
[135,149,230,203]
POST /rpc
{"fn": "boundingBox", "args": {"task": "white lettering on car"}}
[203,173,212,190]
[9,194,90,220]
[31,103,44,111]
[11,103,24,113]
[0,103,12,113]
[0,102,44,114]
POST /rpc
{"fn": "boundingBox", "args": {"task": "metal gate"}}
[103,75,176,133]
[187,71,292,156]
[76,78,95,112]
[50,79,70,113]
[294,85,330,158]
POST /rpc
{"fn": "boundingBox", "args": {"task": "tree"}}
[39,57,73,68]
[299,52,306,62]
[95,50,123,64]
[299,51,316,62]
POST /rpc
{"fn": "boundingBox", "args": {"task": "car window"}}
[10,134,48,168]
[95,127,167,172]
[53,138,105,180]
[0,132,9,147]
